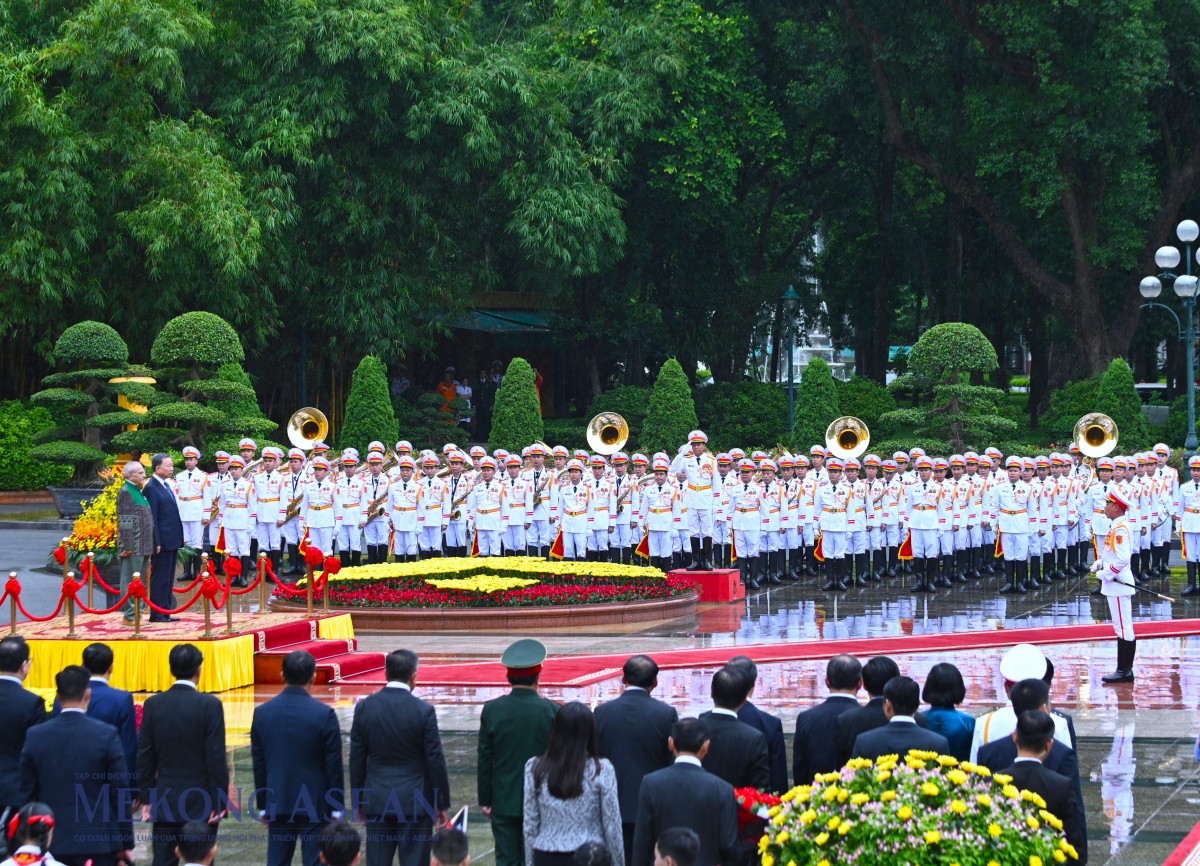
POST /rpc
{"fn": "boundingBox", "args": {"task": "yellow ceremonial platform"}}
[13,611,356,693]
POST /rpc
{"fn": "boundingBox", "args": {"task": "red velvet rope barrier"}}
[9,578,68,622]
[79,558,119,595]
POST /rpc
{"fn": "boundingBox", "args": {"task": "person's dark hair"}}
[56,665,91,702]
[922,663,966,709]
[81,643,114,676]
[507,670,539,687]
[176,820,217,863]
[882,675,920,716]
[431,829,469,866]
[670,718,709,754]
[168,644,204,680]
[533,702,600,800]
[1009,678,1050,715]
[0,635,31,673]
[151,453,170,471]
[726,655,758,682]
[656,828,700,866]
[282,650,317,686]
[826,654,863,691]
[862,656,901,696]
[623,654,659,689]
[319,820,361,866]
[385,649,418,683]
[6,802,54,852]
[1042,658,1055,686]
[1015,710,1056,753]
[572,841,611,866]
[711,667,750,709]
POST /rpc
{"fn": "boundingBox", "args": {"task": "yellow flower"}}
[762,856,774,866]
[937,755,959,766]
[798,809,817,825]
[993,773,1013,785]
[1003,784,1021,800]
[897,805,913,821]
[925,830,942,845]
[949,799,968,814]
[794,789,811,804]
[822,786,840,802]
[424,575,540,592]
[816,861,830,866]
[977,794,992,808]
[827,816,840,830]
[988,823,1002,838]
[946,769,968,786]
[836,790,848,803]
[876,770,892,782]
[921,781,940,797]
[772,813,787,827]
[1030,857,1043,866]
[767,806,781,818]
[850,793,869,805]
[974,765,993,777]
[881,790,896,802]
[1027,816,1040,830]
[758,836,770,854]
[775,831,789,844]
[906,757,927,770]
[814,832,830,846]
[1040,809,1063,831]
[1059,840,1079,860]
[1053,852,1067,863]
[837,822,852,836]
[821,771,842,782]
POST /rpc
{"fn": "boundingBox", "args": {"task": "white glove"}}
[1090,560,1103,574]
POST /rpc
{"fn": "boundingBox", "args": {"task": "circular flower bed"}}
[292,557,695,609]
[759,750,1080,866]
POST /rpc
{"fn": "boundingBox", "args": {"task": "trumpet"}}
[826,416,870,459]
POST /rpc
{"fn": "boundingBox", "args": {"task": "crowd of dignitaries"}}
[1,631,1087,866]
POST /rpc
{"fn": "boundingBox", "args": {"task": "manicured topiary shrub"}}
[588,386,651,444]
[151,311,245,371]
[790,357,840,450]
[640,358,698,455]
[340,355,399,449]
[489,358,545,452]
[1094,357,1151,451]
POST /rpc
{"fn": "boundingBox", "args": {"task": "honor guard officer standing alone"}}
[1093,489,1138,683]
[985,456,1033,595]
[1177,455,1200,596]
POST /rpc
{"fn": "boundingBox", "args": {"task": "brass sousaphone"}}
[288,407,329,451]
[587,412,630,456]
[1072,412,1118,489]
[826,415,870,459]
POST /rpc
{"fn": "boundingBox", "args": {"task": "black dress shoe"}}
[150,615,180,623]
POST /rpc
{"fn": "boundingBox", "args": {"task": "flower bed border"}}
[268,590,699,631]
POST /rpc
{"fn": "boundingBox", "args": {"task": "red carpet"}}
[1164,819,1200,866]
[400,617,1200,688]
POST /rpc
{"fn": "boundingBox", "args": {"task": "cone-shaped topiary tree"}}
[29,321,132,485]
[641,358,698,455]
[340,355,399,450]
[790,357,840,450]
[490,358,544,451]
[1095,357,1151,451]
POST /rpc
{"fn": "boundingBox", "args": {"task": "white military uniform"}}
[1096,514,1136,641]
[523,464,555,553]
[388,477,422,557]
[174,466,207,552]
[501,472,530,554]
[681,450,719,538]
[442,473,471,552]
[360,471,391,551]
[218,476,256,557]
[585,473,616,555]
[468,476,505,556]
[252,469,285,555]
[300,477,338,554]
[335,470,365,557]
[417,473,446,555]
[643,479,682,561]
[1177,475,1200,563]
[553,479,591,560]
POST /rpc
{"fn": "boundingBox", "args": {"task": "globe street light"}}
[1141,220,1199,456]
[781,284,802,433]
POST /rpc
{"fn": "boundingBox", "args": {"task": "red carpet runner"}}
[395,618,1200,688]
[1164,819,1200,866]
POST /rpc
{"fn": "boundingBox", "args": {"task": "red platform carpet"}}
[1164,819,1200,866]
[405,617,1200,688]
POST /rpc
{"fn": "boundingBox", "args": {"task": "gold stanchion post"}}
[8,572,17,635]
[321,568,330,614]
[131,573,144,639]
[257,553,268,616]
[65,571,77,639]
[305,563,314,618]
[86,551,95,611]
[202,594,213,639]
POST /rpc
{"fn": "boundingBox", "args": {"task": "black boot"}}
[339,551,351,569]
[970,546,982,578]
[936,555,950,588]
[748,552,762,590]
[686,538,700,571]
[805,546,819,575]
[954,551,968,584]
[1131,552,1143,584]
[871,550,884,581]
[766,551,782,585]
[268,549,282,580]
[1026,555,1040,589]
[1015,560,1029,593]
[854,552,868,586]
[1102,639,1136,683]
[283,544,300,575]
[922,558,939,593]
[1185,562,1200,596]
[911,558,930,593]
[1000,560,1017,594]
[351,549,361,567]
[822,557,839,591]
[700,537,713,571]
[886,546,899,577]
[233,556,250,588]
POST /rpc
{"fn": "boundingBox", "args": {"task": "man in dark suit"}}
[726,656,788,793]
[595,654,678,866]
[698,668,770,790]
[52,644,138,780]
[1000,711,1088,864]
[632,718,738,866]
[834,656,926,766]
[20,665,128,866]
[477,639,558,866]
[977,678,1083,821]
[1043,659,1079,751]
[350,649,450,866]
[145,453,185,622]
[138,644,229,866]
[253,650,344,866]
[0,635,46,841]
[793,654,862,786]
[851,676,949,760]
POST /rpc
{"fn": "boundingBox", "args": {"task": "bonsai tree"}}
[490,358,545,452]
[340,355,399,450]
[114,311,269,453]
[1094,357,1152,451]
[201,362,280,457]
[641,358,698,455]
[28,321,132,485]
[401,393,470,452]
[790,357,840,450]
[881,322,1017,452]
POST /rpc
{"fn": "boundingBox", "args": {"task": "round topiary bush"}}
[641,358,698,455]
[489,358,545,452]
[791,357,840,450]
[54,321,129,366]
[341,355,399,449]
[151,311,245,369]
[1095,357,1151,451]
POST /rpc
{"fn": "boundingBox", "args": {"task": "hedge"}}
[694,381,787,452]
[0,402,74,489]
[835,376,897,434]
[341,356,399,449]
[791,358,840,450]
[490,358,544,452]
[641,359,698,455]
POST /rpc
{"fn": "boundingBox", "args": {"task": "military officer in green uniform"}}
[478,639,560,866]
